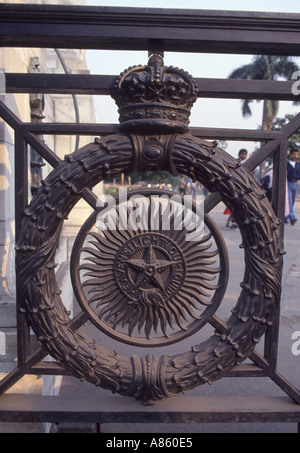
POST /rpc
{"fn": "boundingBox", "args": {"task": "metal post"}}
[14,131,30,367]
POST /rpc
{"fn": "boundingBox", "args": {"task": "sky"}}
[85,0,300,12]
[84,0,300,157]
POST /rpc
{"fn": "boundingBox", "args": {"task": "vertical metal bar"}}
[263,140,287,369]
[271,140,288,235]
[96,422,103,433]
[14,130,30,367]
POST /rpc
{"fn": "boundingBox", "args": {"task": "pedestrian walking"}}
[179,176,186,196]
[285,149,300,225]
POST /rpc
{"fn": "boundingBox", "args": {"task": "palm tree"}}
[272,113,300,154]
[228,55,299,131]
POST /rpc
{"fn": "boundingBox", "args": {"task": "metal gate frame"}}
[0,4,299,431]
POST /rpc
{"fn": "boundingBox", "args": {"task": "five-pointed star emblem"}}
[126,244,174,293]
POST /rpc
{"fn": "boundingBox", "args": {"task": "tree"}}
[105,171,180,188]
[228,55,299,130]
[130,171,179,186]
[272,114,300,156]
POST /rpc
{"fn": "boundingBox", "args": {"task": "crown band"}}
[118,102,191,133]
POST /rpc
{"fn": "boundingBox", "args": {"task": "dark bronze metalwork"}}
[0,3,299,429]
[14,132,282,402]
[1,4,300,56]
[111,52,198,133]
[71,189,228,347]
[28,57,45,195]
[11,53,284,403]
[5,72,299,102]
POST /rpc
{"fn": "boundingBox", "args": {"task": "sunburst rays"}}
[76,192,226,345]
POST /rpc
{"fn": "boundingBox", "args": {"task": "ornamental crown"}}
[111,52,199,133]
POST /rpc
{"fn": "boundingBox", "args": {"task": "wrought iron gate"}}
[0,4,299,431]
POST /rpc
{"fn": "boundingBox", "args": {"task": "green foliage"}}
[228,55,299,130]
[106,171,180,187]
[130,171,179,185]
[272,114,300,156]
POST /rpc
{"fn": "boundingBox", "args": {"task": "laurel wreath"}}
[16,133,282,403]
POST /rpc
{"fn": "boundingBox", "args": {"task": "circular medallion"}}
[71,190,229,347]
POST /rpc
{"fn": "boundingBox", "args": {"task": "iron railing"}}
[0,4,299,430]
